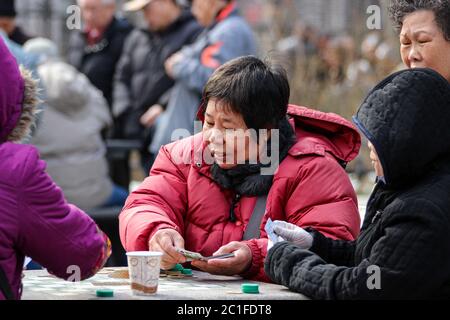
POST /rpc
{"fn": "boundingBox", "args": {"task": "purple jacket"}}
[0,37,110,300]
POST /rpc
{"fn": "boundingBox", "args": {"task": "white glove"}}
[272,220,313,250]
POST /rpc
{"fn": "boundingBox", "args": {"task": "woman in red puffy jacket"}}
[119,56,361,281]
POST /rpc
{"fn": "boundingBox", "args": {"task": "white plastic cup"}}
[126,251,163,296]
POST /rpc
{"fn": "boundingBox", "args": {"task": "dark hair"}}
[201,56,290,130]
[389,0,450,41]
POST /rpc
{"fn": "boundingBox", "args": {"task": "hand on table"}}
[191,242,252,276]
[148,229,186,270]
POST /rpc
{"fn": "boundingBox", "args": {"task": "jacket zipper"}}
[371,210,383,224]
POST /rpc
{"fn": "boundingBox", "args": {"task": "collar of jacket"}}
[83,17,129,46]
[205,1,238,31]
[142,9,196,37]
[216,1,237,22]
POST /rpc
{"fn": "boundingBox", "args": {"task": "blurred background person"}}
[68,0,133,109]
[148,0,257,160]
[24,38,129,210]
[0,0,33,45]
[113,0,202,174]
[68,0,133,191]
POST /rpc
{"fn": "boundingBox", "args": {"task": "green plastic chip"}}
[96,289,114,298]
[170,264,184,272]
[241,283,259,294]
[181,268,193,275]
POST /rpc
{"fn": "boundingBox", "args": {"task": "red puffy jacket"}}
[119,105,361,281]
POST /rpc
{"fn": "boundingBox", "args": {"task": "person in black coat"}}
[112,0,202,155]
[68,0,133,108]
[265,68,450,299]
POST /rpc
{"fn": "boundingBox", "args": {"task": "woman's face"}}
[400,10,450,82]
[202,99,263,170]
[368,142,384,178]
[191,0,225,27]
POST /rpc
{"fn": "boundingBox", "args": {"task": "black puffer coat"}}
[68,17,133,107]
[112,10,202,139]
[265,68,450,299]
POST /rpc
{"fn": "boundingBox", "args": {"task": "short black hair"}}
[389,0,450,41]
[201,56,290,131]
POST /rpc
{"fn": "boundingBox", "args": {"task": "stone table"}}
[21,267,308,300]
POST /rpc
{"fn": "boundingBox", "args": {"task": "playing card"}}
[265,218,279,244]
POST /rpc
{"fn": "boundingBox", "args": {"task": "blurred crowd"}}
[0,0,401,202]
[1,0,259,209]
[268,16,403,193]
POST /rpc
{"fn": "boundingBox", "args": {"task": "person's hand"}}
[140,104,163,128]
[148,229,186,270]
[191,242,252,276]
[165,52,184,78]
[272,220,313,249]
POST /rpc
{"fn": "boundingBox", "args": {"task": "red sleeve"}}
[119,144,188,251]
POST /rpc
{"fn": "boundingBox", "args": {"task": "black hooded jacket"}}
[265,68,450,299]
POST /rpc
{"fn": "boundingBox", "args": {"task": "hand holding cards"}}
[175,248,235,262]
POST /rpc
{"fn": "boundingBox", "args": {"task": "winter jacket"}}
[0,37,110,300]
[31,60,114,209]
[112,10,202,140]
[149,1,257,154]
[265,68,450,299]
[120,105,362,281]
[68,17,133,107]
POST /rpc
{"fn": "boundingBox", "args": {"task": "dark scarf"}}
[210,117,296,197]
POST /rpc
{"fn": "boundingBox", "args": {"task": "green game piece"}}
[181,268,192,275]
[96,289,114,298]
[241,283,259,294]
[170,264,184,272]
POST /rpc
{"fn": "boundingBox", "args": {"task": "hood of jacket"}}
[353,68,450,187]
[0,37,24,142]
[286,105,361,165]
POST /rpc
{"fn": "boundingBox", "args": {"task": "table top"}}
[21,268,308,300]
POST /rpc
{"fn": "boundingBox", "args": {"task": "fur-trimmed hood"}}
[0,38,39,143]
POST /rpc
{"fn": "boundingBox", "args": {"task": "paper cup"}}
[126,251,163,296]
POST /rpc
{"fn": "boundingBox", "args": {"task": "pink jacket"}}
[0,37,110,300]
